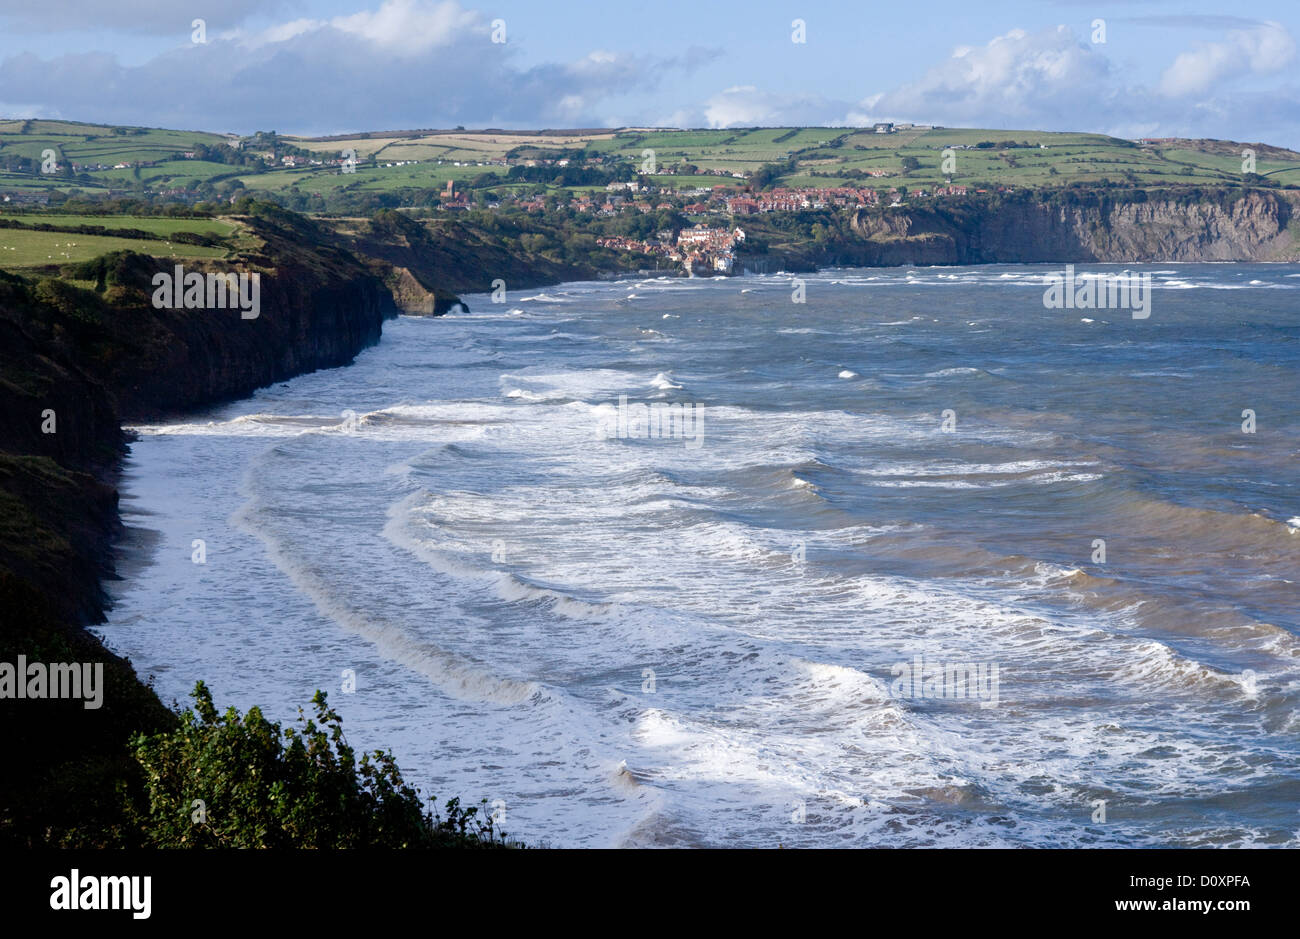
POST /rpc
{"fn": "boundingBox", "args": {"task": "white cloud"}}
[325,0,476,55]
[848,26,1113,127]
[694,85,847,128]
[705,86,779,127]
[233,0,478,53]
[0,0,685,133]
[254,19,324,46]
[1158,21,1295,97]
[2,7,1298,147]
[827,23,1300,147]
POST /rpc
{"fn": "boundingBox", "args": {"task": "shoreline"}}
[91,263,1300,848]
[5,196,1298,842]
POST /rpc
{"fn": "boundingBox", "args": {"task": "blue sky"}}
[1,0,1298,147]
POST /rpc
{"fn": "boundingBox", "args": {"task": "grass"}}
[0,228,229,268]
[0,121,231,195]
[239,163,460,193]
[4,213,237,237]
[4,119,1298,205]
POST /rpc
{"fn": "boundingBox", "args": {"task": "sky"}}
[1,0,1298,147]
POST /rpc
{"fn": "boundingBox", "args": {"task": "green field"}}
[0,120,234,197]
[3,119,1299,207]
[5,213,237,236]
[0,209,246,270]
[237,161,483,194]
[0,227,229,268]
[275,124,1300,195]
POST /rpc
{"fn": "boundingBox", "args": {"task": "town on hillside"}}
[597,223,746,275]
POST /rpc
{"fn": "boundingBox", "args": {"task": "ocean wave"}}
[230,494,543,706]
[650,372,682,390]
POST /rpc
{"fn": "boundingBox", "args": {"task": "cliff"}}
[2,202,398,621]
[740,189,1300,271]
[333,209,602,313]
[0,202,399,845]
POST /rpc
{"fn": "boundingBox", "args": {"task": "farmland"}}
[0,229,226,268]
[3,119,1300,214]
[0,212,241,269]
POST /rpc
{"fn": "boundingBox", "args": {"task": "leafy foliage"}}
[749,157,799,190]
[128,682,515,848]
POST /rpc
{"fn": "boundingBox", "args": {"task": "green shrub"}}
[128,682,513,848]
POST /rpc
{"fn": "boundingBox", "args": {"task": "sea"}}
[98,263,1300,847]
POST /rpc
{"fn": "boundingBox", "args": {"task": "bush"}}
[128,682,514,848]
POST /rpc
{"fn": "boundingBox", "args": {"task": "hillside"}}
[5,119,1300,214]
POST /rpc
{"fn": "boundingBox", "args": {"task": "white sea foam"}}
[92,269,1300,849]
[650,372,682,390]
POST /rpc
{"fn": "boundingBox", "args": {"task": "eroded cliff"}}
[847,189,1300,265]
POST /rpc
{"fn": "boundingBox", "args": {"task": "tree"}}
[750,157,797,190]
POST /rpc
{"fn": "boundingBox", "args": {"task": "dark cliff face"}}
[101,255,391,420]
[0,205,402,846]
[0,272,126,627]
[63,210,397,420]
[0,274,125,472]
[844,190,1300,266]
[0,206,398,624]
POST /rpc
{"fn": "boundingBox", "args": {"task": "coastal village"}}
[597,224,746,275]
[574,181,980,275]
[442,171,986,275]
[503,179,976,216]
